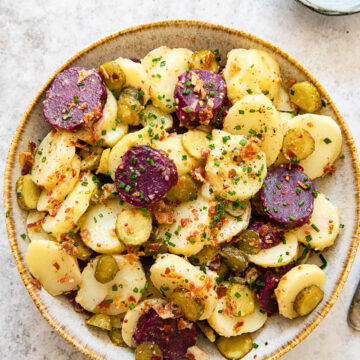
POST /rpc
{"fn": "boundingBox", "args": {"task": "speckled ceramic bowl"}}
[3,20,360,360]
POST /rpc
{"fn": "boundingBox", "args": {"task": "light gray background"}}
[0,0,359,359]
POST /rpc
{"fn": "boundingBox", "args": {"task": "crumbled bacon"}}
[201,147,210,159]
[216,286,227,299]
[323,163,336,176]
[285,79,296,89]
[234,321,244,332]
[181,218,192,227]
[191,71,207,98]
[199,98,215,125]
[60,241,78,256]
[233,138,261,162]
[78,69,94,83]
[97,299,111,309]
[149,200,175,225]
[30,278,41,290]
[190,167,206,182]
[52,262,60,270]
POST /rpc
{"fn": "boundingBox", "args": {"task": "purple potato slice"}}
[248,221,283,250]
[43,67,107,131]
[174,69,226,127]
[134,308,199,360]
[260,164,315,228]
[115,145,178,207]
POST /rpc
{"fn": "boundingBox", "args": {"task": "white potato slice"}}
[291,193,340,251]
[286,114,342,179]
[153,132,201,176]
[186,346,210,360]
[26,210,56,242]
[122,298,167,347]
[223,48,281,106]
[25,239,81,296]
[205,130,267,201]
[142,46,193,113]
[93,88,128,147]
[37,154,81,213]
[247,231,298,267]
[157,197,210,256]
[223,94,283,166]
[76,255,146,315]
[108,126,164,179]
[208,283,267,337]
[277,87,296,113]
[275,264,326,319]
[31,129,76,189]
[214,202,251,244]
[181,129,210,160]
[115,57,150,103]
[79,199,129,254]
[141,104,173,130]
[42,172,97,237]
[150,254,217,320]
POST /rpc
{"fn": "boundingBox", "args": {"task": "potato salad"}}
[17,46,343,360]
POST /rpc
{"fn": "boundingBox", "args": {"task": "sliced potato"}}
[156,197,210,256]
[141,104,173,130]
[153,133,201,176]
[197,321,216,343]
[205,130,267,201]
[114,57,150,104]
[142,46,193,113]
[296,243,311,264]
[122,299,167,347]
[277,86,296,113]
[108,126,164,179]
[26,210,56,242]
[223,48,281,106]
[31,129,76,189]
[181,130,210,160]
[289,81,322,113]
[42,172,97,236]
[76,255,146,315]
[291,193,340,251]
[208,282,267,337]
[16,174,40,210]
[223,94,283,166]
[37,155,81,213]
[97,148,110,175]
[191,49,220,73]
[166,174,198,202]
[216,334,253,360]
[79,199,128,254]
[150,254,217,320]
[116,208,152,246]
[226,283,255,317]
[25,239,81,296]
[275,264,326,319]
[285,114,342,179]
[283,128,315,161]
[247,231,298,267]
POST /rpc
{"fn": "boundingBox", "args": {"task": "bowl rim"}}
[3,19,360,360]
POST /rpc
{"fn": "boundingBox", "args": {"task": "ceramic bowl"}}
[296,0,360,15]
[3,20,360,360]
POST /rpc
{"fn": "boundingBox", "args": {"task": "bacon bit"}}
[323,163,336,176]
[28,141,37,154]
[208,205,216,217]
[181,217,192,228]
[199,98,215,125]
[97,299,111,309]
[30,278,42,290]
[285,79,296,89]
[19,151,35,174]
[124,252,140,264]
[233,138,261,161]
[49,202,62,217]
[185,354,195,360]
[234,321,244,332]
[162,324,172,333]
[201,147,210,159]
[191,71,207,99]
[297,180,307,189]
[329,223,334,231]
[307,122,314,128]
[78,69,94,83]
[177,318,189,331]
[229,63,241,76]
[203,52,216,67]
[60,241,78,256]
[190,167,206,182]
[52,262,60,270]
[216,286,227,299]
[58,276,73,284]
[258,225,269,237]
[165,267,171,275]
[149,200,175,224]
[154,302,178,319]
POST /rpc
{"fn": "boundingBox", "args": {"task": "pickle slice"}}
[108,328,126,346]
[135,343,163,360]
[283,128,315,161]
[166,174,198,203]
[236,230,261,255]
[197,321,216,342]
[216,334,253,360]
[94,255,119,284]
[189,245,219,266]
[87,313,112,330]
[99,61,126,91]
[294,285,324,316]
[181,129,210,160]
[171,288,205,322]
[226,283,255,317]
[225,200,249,218]
[97,148,110,175]
[190,50,220,73]
[289,81,322,113]
[79,146,103,171]
[16,174,41,210]
[220,246,248,272]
